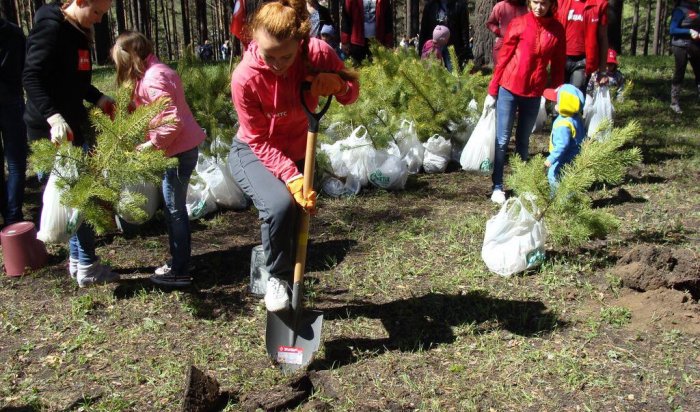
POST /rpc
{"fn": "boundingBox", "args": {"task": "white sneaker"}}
[68,257,78,279]
[155,263,171,276]
[491,189,506,205]
[77,262,120,288]
[264,275,289,312]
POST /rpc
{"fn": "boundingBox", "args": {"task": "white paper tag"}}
[277,346,303,365]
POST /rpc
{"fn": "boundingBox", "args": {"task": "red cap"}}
[607,49,618,65]
[543,87,559,102]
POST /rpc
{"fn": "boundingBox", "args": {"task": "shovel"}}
[266,81,332,373]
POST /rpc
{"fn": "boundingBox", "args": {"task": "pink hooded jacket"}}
[133,54,205,157]
[231,37,359,183]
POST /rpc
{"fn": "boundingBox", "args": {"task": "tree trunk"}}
[160,0,173,60]
[138,0,151,38]
[115,0,126,34]
[660,0,668,54]
[643,0,652,55]
[630,0,640,55]
[180,0,191,49]
[195,0,207,43]
[0,0,19,24]
[170,0,179,58]
[652,0,661,54]
[608,0,623,53]
[472,0,497,68]
[94,13,112,65]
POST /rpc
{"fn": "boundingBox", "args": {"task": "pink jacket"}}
[488,12,566,97]
[133,55,205,157]
[231,38,359,183]
[486,0,528,54]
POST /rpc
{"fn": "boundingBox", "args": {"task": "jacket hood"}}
[34,2,65,26]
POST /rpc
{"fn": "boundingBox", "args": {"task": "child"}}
[421,25,450,65]
[543,84,586,192]
[320,24,345,60]
[112,31,206,287]
[586,48,626,101]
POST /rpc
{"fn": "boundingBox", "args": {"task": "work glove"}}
[691,29,699,40]
[97,94,116,120]
[47,113,73,145]
[136,141,155,152]
[310,73,347,97]
[484,94,497,110]
[286,176,317,214]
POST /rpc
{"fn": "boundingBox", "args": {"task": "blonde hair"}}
[249,0,310,44]
[112,31,153,86]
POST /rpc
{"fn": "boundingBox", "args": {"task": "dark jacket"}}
[23,2,104,145]
[670,1,700,47]
[341,0,393,48]
[310,3,335,38]
[0,18,26,103]
[418,0,471,68]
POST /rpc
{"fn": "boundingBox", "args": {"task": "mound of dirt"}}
[611,288,700,335]
[612,245,700,298]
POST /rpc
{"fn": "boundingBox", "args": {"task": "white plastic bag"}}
[37,173,80,244]
[481,195,547,277]
[585,86,614,139]
[117,181,160,224]
[393,120,424,174]
[460,106,496,174]
[369,152,409,190]
[204,155,248,209]
[320,139,350,178]
[186,178,217,220]
[422,134,452,174]
[321,175,362,197]
[532,97,548,133]
[340,126,380,187]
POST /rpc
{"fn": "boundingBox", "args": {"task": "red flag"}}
[230,0,246,40]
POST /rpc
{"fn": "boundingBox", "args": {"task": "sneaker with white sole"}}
[264,275,289,312]
[77,262,120,288]
[150,272,192,287]
[68,257,78,279]
[491,189,506,205]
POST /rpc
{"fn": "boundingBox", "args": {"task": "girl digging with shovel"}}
[229,0,359,313]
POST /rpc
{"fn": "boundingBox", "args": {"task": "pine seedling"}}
[507,120,642,247]
[30,86,178,235]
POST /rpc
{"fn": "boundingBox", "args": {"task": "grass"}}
[1,55,699,410]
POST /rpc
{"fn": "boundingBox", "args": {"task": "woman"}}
[229,0,359,312]
[486,0,528,67]
[112,31,206,287]
[23,0,118,287]
[669,0,700,114]
[485,0,565,204]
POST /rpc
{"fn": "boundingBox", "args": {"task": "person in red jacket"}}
[340,0,394,65]
[486,0,528,66]
[485,0,565,204]
[556,0,610,93]
[230,0,359,312]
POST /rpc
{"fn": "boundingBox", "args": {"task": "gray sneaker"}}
[77,262,120,288]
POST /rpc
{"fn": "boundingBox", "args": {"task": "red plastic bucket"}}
[1,222,48,277]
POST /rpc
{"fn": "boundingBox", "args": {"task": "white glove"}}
[484,95,497,110]
[691,29,699,39]
[47,113,73,145]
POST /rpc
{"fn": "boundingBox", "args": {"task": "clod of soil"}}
[612,245,700,298]
[181,365,222,412]
[240,374,314,411]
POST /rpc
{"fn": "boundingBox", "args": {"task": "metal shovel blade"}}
[266,308,323,372]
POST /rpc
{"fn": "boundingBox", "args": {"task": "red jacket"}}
[341,0,393,47]
[488,12,566,98]
[231,38,359,183]
[557,0,608,75]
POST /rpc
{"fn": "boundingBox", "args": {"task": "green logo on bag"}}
[526,249,546,268]
[480,159,493,172]
[369,170,390,188]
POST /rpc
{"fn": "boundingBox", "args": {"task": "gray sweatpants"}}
[229,139,299,279]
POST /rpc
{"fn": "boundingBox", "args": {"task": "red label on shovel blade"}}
[277,346,303,365]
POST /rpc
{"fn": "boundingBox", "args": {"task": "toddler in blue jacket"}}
[542,84,587,192]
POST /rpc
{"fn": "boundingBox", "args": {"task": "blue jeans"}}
[492,87,541,191]
[0,97,28,224]
[162,146,198,276]
[69,141,97,265]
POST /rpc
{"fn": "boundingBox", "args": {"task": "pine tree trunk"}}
[631,0,640,55]
[660,0,668,54]
[170,0,180,58]
[115,0,126,33]
[181,0,191,49]
[160,0,173,60]
[652,0,661,54]
[195,0,207,43]
[472,0,497,68]
[138,0,151,38]
[94,13,112,65]
[643,0,652,55]
[608,0,624,53]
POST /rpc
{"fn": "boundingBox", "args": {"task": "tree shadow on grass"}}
[591,187,648,208]
[309,290,564,370]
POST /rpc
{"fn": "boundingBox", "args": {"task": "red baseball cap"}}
[607,48,618,65]
[543,87,559,102]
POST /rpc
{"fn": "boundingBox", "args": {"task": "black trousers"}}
[672,43,700,86]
